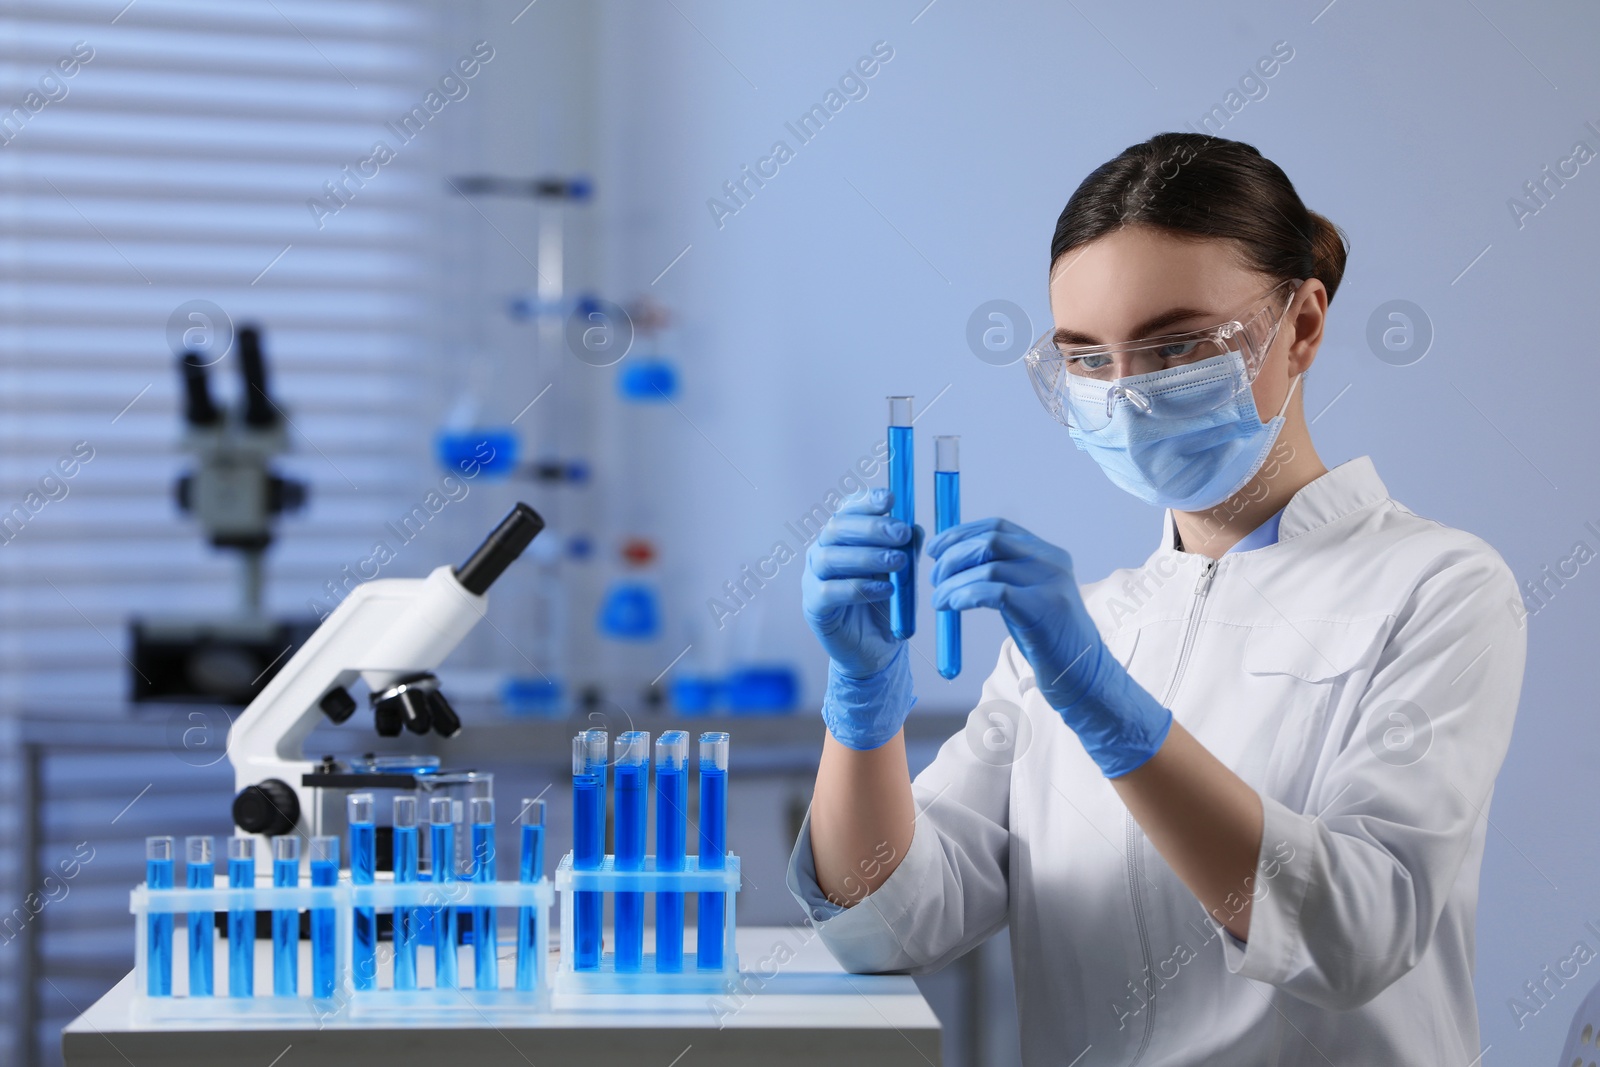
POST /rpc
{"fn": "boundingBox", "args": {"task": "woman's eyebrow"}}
[1052,305,1215,346]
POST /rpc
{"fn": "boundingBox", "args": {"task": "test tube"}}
[272,835,299,995]
[393,794,420,990]
[185,836,214,997]
[348,793,377,991]
[146,836,174,996]
[934,435,962,680]
[572,729,608,970]
[888,396,916,639]
[226,837,255,997]
[310,836,338,998]
[429,796,459,989]
[516,797,545,992]
[696,732,729,970]
[614,731,650,972]
[470,797,497,990]
[654,731,689,973]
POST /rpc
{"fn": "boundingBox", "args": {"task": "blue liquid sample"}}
[431,821,459,990]
[350,822,376,991]
[472,822,497,990]
[186,860,213,996]
[146,857,174,996]
[393,825,419,990]
[227,853,255,997]
[272,855,298,996]
[435,428,519,479]
[696,768,727,970]
[935,468,962,679]
[655,764,687,973]
[888,422,916,639]
[573,773,603,970]
[516,821,544,991]
[310,858,337,997]
[614,759,647,972]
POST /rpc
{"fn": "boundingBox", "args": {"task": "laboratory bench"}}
[61,925,942,1066]
[10,707,1012,1067]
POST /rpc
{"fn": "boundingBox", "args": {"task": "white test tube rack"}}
[128,876,554,1022]
[553,852,742,995]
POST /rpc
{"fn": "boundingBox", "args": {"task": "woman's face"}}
[1047,225,1314,421]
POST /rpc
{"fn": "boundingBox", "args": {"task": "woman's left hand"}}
[927,517,1172,777]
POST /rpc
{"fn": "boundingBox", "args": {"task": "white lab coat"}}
[787,455,1527,1066]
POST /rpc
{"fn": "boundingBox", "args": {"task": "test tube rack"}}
[553,852,741,994]
[128,877,554,1022]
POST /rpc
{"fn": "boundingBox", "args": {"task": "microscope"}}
[130,325,313,704]
[227,503,545,854]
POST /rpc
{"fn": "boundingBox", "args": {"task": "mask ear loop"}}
[1265,281,1305,421]
[1273,369,1303,421]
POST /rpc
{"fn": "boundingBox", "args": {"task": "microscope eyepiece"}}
[454,503,545,596]
[237,325,277,428]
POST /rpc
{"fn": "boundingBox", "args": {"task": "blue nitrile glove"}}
[802,488,923,750]
[927,517,1172,777]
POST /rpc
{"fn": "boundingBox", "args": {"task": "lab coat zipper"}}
[1123,554,1218,1066]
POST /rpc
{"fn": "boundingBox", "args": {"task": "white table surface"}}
[62,925,942,1066]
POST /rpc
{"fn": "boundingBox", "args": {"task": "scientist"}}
[787,132,1526,1064]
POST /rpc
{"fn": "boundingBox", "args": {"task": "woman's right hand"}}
[801,488,919,679]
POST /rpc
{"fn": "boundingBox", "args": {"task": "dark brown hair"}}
[1050,133,1349,303]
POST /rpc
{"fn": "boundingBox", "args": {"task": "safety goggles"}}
[1024,278,1302,432]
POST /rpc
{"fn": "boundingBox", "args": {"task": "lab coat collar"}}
[1159,455,1389,553]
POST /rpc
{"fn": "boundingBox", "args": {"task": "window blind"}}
[0,0,444,711]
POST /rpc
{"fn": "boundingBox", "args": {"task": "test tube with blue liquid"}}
[654,731,688,973]
[146,836,174,996]
[696,732,729,971]
[272,835,299,995]
[470,797,497,990]
[185,836,214,997]
[516,797,545,991]
[429,796,459,989]
[888,396,916,639]
[227,837,255,997]
[348,793,376,991]
[614,731,649,972]
[934,435,962,680]
[310,836,338,998]
[573,730,608,970]
[393,794,420,990]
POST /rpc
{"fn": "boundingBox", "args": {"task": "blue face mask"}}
[1066,351,1302,511]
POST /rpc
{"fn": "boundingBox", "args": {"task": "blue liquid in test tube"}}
[227,837,255,997]
[185,836,214,997]
[429,796,459,989]
[935,435,962,680]
[393,795,420,990]
[888,396,916,639]
[470,797,497,990]
[654,731,688,973]
[573,729,608,970]
[348,793,376,991]
[516,797,545,992]
[310,836,338,998]
[272,835,300,996]
[696,732,729,971]
[614,731,649,972]
[146,836,174,996]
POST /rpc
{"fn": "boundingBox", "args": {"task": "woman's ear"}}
[1285,279,1329,376]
